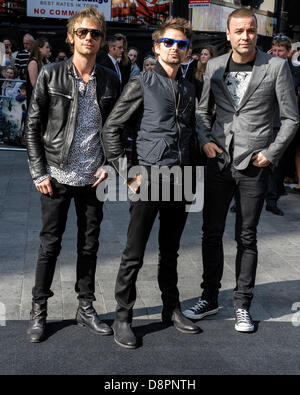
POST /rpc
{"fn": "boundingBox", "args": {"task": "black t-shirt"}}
[224,56,255,107]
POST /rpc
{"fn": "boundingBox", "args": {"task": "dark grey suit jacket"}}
[196,49,299,169]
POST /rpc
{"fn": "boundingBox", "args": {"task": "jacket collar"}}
[154,60,182,81]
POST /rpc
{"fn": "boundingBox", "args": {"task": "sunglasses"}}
[273,35,288,40]
[74,28,103,40]
[158,38,190,50]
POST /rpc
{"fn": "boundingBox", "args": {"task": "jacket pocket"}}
[48,88,73,100]
[139,138,167,164]
[248,135,272,151]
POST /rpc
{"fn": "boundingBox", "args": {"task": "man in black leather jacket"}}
[102,17,200,349]
[25,7,120,343]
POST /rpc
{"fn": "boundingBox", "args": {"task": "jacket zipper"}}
[61,76,78,167]
[170,79,182,165]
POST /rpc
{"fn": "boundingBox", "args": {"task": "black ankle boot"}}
[76,300,113,335]
[162,307,201,334]
[27,302,47,343]
[112,320,138,349]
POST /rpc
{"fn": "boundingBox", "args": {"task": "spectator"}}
[143,55,156,71]
[1,65,22,98]
[195,46,216,102]
[97,33,131,90]
[178,44,197,83]
[266,35,299,203]
[55,50,68,62]
[26,38,51,106]
[117,33,132,87]
[1,39,17,69]
[15,34,35,80]
[128,47,140,77]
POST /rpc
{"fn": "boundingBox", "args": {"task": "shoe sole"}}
[234,324,254,333]
[183,308,219,320]
[162,319,200,334]
[174,325,201,334]
[113,336,138,349]
[77,321,113,336]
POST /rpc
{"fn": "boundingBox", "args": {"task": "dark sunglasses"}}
[74,28,103,40]
[273,35,288,40]
[158,38,190,50]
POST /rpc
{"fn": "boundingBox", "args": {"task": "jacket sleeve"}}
[195,60,215,150]
[261,60,299,165]
[25,67,50,180]
[101,77,143,173]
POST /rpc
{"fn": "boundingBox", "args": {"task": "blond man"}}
[25,7,120,343]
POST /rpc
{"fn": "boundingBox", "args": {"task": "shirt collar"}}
[72,64,96,80]
[108,53,119,67]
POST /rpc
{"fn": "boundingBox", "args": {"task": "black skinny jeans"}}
[115,182,189,323]
[201,158,269,309]
[32,178,103,304]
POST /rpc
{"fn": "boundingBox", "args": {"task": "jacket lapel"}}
[237,49,269,110]
[218,51,237,109]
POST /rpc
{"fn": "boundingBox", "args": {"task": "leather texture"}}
[25,57,120,180]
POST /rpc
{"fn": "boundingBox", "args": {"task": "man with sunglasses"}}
[102,17,200,349]
[183,8,299,333]
[25,7,120,343]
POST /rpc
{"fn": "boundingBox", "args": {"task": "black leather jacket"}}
[102,62,196,173]
[25,57,120,180]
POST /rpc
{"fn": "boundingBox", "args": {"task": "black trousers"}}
[115,196,189,323]
[32,178,103,304]
[201,159,269,309]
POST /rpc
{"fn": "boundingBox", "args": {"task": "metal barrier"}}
[0,78,26,146]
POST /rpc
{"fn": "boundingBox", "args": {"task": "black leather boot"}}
[112,320,138,349]
[27,302,47,343]
[76,300,113,335]
[162,307,201,334]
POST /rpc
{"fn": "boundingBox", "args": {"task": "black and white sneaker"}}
[235,309,254,332]
[183,299,219,320]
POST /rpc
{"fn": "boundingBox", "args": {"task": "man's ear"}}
[67,32,74,45]
[226,29,230,42]
[154,42,160,56]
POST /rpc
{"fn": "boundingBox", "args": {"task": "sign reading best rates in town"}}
[27,0,112,20]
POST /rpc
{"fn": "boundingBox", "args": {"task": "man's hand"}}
[128,173,142,194]
[36,177,53,196]
[251,152,270,167]
[203,142,223,158]
[92,167,108,188]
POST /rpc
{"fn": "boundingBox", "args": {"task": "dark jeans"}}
[201,159,269,309]
[115,197,189,323]
[32,178,103,304]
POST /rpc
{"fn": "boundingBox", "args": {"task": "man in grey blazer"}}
[183,8,299,332]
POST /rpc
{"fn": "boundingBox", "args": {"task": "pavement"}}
[0,148,300,375]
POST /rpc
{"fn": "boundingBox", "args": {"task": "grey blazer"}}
[196,49,299,170]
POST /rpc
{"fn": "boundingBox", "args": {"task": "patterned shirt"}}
[35,65,104,186]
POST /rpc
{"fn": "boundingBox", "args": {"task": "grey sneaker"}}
[183,299,219,320]
[235,309,254,332]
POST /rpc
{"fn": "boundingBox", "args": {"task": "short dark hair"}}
[227,8,257,30]
[152,17,193,45]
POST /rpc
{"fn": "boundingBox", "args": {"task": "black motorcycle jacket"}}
[25,57,120,180]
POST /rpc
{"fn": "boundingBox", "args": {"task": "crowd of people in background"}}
[0,28,300,206]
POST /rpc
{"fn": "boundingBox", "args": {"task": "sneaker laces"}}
[236,309,252,323]
[191,299,208,312]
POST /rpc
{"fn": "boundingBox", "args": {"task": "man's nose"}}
[241,30,249,40]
